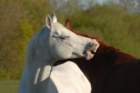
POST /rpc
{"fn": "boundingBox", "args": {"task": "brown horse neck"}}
[94,42,137,65]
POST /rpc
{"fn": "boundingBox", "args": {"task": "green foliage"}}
[0,0,48,80]
[69,5,140,58]
[19,18,34,45]
[0,2,140,80]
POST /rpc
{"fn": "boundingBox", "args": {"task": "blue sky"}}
[97,0,104,4]
[49,0,112,11]
[96,0,108,4]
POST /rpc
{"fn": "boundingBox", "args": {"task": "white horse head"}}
[45,14,99,61]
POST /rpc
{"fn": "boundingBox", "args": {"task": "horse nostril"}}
[89,42,94,47]
[86,39,99,54]
[90,49,95,54]
[86,42,94,50]
[84,39,99,58]
[83,50,87,55]
[87,48,96,55]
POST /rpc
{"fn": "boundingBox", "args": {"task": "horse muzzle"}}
[84,39,100,60]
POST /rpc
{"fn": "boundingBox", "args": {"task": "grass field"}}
[0,80,19,93]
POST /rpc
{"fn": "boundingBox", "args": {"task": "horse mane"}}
[65,18,73,31]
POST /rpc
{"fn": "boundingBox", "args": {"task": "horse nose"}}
[85,39,99,51]
[89,39,99,52]
[83,39,99,60]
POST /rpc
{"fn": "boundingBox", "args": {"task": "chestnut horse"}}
[54,19,140,93]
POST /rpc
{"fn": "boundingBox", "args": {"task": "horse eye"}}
[59,36,70,40]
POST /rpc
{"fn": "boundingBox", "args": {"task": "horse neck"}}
[25,45,52,73]
[92,41,137,65]
[26,30,55,68]
[23,34,55,87]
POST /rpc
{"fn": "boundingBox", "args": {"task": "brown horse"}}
[55,19,140,93]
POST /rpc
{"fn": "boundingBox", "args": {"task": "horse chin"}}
[55,53,73,60]
[71,52,95,60]
[85,51,95,60]
[56,52,84,60]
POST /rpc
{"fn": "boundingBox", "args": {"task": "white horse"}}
[19,14,99,93]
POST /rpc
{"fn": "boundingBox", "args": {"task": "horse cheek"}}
[53,45,72,59]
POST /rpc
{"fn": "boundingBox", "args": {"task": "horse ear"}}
[65,18,72,31]
[51,13,57,23]
[46,15,52,29]
[46,13,57,29]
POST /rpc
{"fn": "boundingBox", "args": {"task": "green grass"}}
[0,80,19,93]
